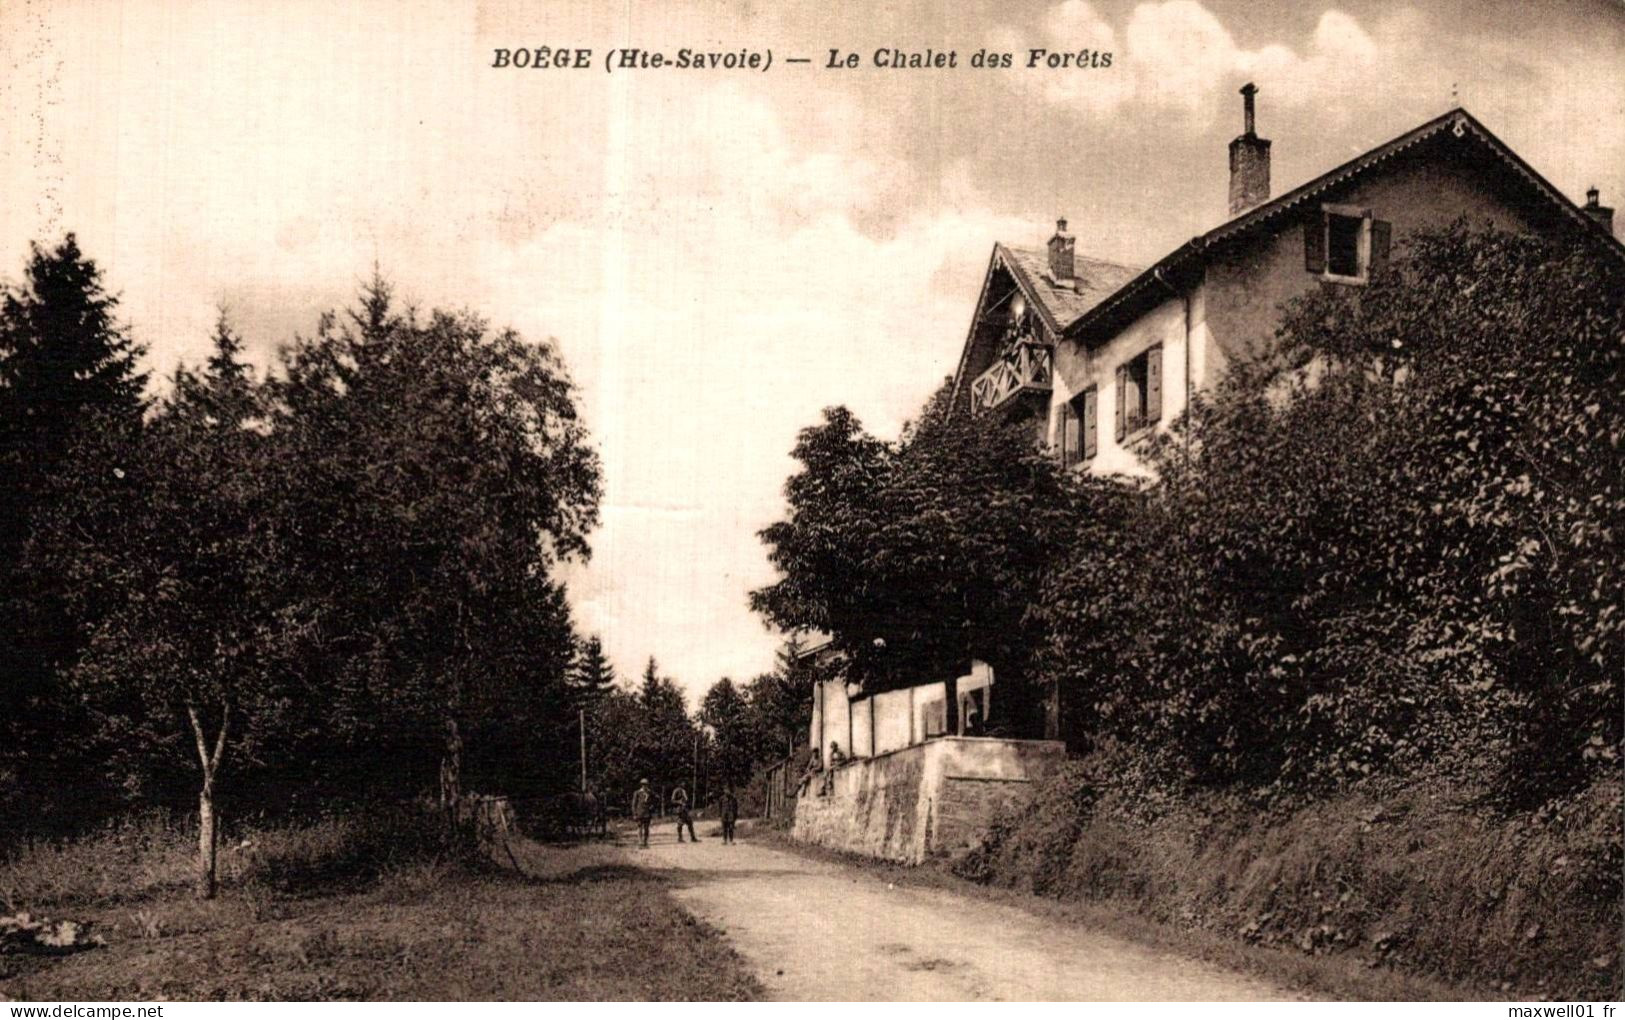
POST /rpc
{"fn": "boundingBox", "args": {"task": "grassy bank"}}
[1,812,760,1000]
[954,757,1622,1000]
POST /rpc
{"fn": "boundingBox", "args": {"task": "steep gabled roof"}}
[948,243,1139,407]
[1062,107,1625,345]
[998,244,1143,333]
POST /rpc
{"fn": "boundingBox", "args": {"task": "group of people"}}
[629,778,740,847]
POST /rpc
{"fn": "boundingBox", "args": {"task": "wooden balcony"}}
[970,339,1053,413]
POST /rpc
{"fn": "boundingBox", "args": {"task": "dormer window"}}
[1306,204,1392,283]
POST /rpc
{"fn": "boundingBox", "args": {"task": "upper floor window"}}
[1327,212,1363,276]
[1057,387,1097,468]
[1115,346,1161,441]
[1306,204,1392,283]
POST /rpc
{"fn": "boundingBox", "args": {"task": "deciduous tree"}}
[48,315,294,896]
[751,389,1078,735]
[269,277,601,820]
[569,635,617,705]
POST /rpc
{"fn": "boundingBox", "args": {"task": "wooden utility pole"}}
[579,707,587,793]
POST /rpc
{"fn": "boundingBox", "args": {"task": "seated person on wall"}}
[820,742,847,795]
[963,704,984,737]
[796,747,822,796]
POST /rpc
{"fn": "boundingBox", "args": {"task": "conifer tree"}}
[569,635,617,704]
[0,235,148,833]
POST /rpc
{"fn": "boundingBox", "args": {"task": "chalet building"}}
[950,87,1624,475]
[806,661,995,766]
[784,92,1621,866]
[777,631,1064,865]
[790,656,1063,865]
[786,630,993,766]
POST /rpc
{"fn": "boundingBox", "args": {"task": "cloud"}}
[993,1,1389,127]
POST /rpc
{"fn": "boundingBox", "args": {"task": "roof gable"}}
[1206,108,1618,250]
[1062,108,1625,344]
[997,244,1142,333]
[948,244,1139,408]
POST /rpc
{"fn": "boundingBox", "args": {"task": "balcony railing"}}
[970,339,1053,412]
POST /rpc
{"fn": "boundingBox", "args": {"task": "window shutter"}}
[1304,214,1326,274]
[1370,219,1392,272]
[1059,402,1079,465]
[1146,347,1162,422]
[1114,366,1126,441]
[1083,389,1098,459]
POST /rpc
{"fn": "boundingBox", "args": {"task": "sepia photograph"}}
[1,0,1621,1006]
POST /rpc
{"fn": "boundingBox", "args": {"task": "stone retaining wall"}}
[791,737,1065,864]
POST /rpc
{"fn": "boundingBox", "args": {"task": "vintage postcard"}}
[1,0,1621,1007]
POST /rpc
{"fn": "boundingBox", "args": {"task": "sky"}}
[3,0,1622,706]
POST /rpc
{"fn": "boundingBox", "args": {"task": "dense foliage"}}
[751,225,1620,811]
[698,678,754,789]
[1,241,605,888]
[1037,225,1622,805]
[579,655,811,813]
[263,278,600,809]
[751,387,1080,734]
[0,236,150,830]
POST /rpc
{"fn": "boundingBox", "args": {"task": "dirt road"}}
[622,824,1293,1001]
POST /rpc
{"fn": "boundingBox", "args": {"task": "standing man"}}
[718,784,739,844]
[632,778,654,848]
[672,784,698,843]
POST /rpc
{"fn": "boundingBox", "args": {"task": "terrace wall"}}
[791,737,1065,864]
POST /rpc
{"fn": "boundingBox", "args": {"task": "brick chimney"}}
[1583,186,1615,235]
[1047,218,1076,287]
[1228,83,1271,216]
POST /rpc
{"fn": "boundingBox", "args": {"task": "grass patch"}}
[1,812,760,1000]
[1,813,197,910]
[952,757,1623,1000]
[1,808,445,911]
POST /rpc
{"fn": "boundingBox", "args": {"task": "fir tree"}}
[569,635,616,704]
[0,234,149,834]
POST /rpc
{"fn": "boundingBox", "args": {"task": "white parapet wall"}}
[791,736,1066,864]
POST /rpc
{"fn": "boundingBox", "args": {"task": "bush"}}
[1036,226,1623,805]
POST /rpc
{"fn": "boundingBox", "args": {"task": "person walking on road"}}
[718,784,739,844]
[672,784,698,843]
[632,778,654,848]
